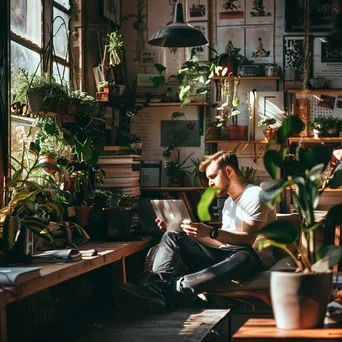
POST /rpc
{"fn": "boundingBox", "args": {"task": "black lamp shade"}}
[148,3,208,48]
[327,13,342,47]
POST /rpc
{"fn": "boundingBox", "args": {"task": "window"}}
[10,0,71,159]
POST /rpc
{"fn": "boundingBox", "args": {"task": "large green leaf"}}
[276,116,305,144]
[197,187,218,222]
[326,203,342,227]
[260,179,292,205]
[297,144,330,171]
[264,150,282,180]
[3,215,21,251]
[258,220,299,244]
[312,245,342,272]
[21,217,53,241]
[308,163,325,181]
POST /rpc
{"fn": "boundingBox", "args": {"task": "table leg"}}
[0,303,7,342]
[227,312,232,342]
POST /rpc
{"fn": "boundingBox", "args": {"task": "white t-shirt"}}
[221,184,276,269]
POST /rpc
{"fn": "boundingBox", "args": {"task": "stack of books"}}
[97,152,141,198]
[135,73,164,104]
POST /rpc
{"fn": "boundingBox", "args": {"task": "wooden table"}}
[233,318,342,341]
[0,238,151,342]
[76,308,231,342]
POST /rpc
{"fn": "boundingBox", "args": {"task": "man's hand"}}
[155,218,165,232]
[181,220,212,239]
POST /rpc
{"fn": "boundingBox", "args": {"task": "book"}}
[32,249,82,263]
[0,267,41,286]
[79,249,98,257]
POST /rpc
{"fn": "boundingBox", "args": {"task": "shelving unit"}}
[141,187,204,191]
[205,140,269,144]
[287,89,342,95]
[288,137,342,143]
[135,102,209,107]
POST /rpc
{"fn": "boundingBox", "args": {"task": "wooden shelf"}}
[141,187,205,191]
[205,140,269,144]
[288,137,342,143]
[135,102,208,107]
[211,76,280,80]
[287,89,342,95]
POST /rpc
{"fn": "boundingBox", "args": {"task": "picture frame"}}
[283,35,312,81]
[169,0,178,4]
[103,0,121,26]
[285,0,339,32]
[187,22,209,61]
[245,0,274,25]
[313,36,342,80]
[216,0,245,26]
[140,50,157,67]
[216,26,245,58]
[245,26,274,64]
[186,0,208,22]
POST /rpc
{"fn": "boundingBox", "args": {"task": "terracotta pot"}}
[263,128,278,141]
[206,126,221,140]
[271,270,332,329]
[74,206,93,228]
[226,125,248,140]
[313,129,327,138]
[38,154,58,175]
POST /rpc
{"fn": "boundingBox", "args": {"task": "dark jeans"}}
[151,231,264,293]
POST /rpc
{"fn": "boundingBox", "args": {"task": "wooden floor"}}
[76,309,230,342]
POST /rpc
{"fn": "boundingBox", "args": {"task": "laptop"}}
[150,199,191,232]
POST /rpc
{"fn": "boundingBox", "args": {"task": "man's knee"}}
[160,230,182,243]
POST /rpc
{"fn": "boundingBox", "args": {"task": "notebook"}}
[150,199,191,232]
[0,267,41,286]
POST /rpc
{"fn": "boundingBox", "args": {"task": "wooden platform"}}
[76,309,231,342]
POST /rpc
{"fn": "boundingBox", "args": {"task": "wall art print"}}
[285,0,341,32]
[245,0,274,25]
[186,0,209,22]
[187,22,209,61]
[103,0,121,26]
[283,35,308,81]
[216,0,245,26]
[245,26,274,63]
[216,26,245,57]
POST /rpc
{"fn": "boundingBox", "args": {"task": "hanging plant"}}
[107,30,124,67]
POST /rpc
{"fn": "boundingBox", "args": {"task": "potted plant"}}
[79,189,135,240]
[12,68,68,115]
[324,116,340,137]
[206,120,223,140]
[258,117,277,141]
[217,76,247,140]
[196,116,342,329]
[258,115,342,329]
[0,142,89,264]
[163,146,194,186]
[67,90,101,115]
[240,166,257,184]
[190,157,208,187]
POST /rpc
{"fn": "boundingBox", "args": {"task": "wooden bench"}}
[0,238,151,342]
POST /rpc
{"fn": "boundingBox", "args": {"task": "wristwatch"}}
[209,227,219,239]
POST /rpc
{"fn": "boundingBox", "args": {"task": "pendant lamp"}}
[327,12,342,47]
[148,1,208,48]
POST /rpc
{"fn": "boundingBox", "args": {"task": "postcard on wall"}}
[216,0,245,26]
[317,94,336,110]
[187,22,209,61]
[216,26,245,57]
[283,36,305,81]
[245,26,274,63]
[186,0,208,22]
[245,0,274,25]
[140,50,157,67]
[313,37,342,80]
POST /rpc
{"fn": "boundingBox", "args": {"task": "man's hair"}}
[199,151,240,174]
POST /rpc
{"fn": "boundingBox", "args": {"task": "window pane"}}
[54,0,70,10]
[53,62,70,85]
[11,0,42,46]
[11,41,41,77]
[53,7,70,59]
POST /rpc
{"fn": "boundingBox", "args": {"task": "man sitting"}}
[116,151,276,312]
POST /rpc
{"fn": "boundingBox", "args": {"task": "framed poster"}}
[285,0,340,32]
[103,0,121,26]
[140,50,157,67]
[160,121,201,147]
[313,36,342,80]
[283,36,308,81]
[245,26,274,63]
[186,0,208,22]
[216,26,245,57]
[187,22,209,61]
[245,0,274,25]
[216,0,245,26]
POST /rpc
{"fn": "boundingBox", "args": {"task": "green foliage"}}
[81,189,135,222]
[260,115,342,272]
[107,30,124,66]
[12,68,68,106]
[164,147,195,179]
[258,118,276,128]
